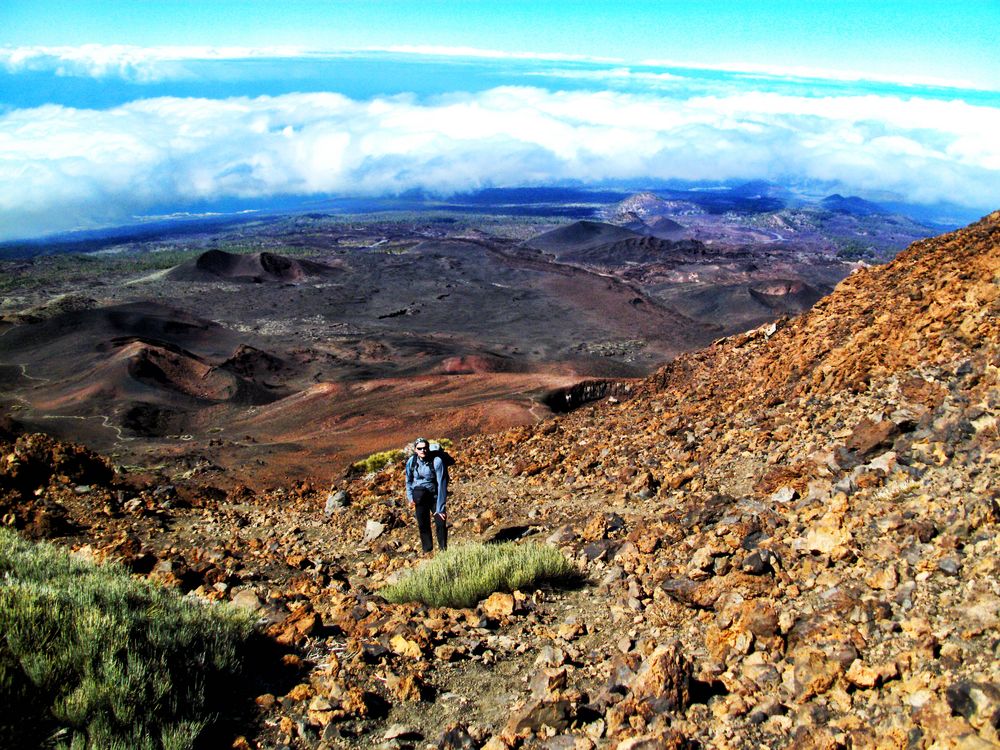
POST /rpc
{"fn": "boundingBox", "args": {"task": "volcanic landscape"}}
[0,187,931,490]
[4,188,1000,750]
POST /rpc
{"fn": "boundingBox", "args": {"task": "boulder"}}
[481,592,516,620]
[363,519,386,543]
[846,418,899,456]
[325,490,350,515]
[504,699,572,736]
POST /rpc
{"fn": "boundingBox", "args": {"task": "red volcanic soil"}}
[0,290,626,488]
[0,219,853,490]
[216,370,586,485]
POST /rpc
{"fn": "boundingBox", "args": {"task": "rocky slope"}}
[2,212,998,749]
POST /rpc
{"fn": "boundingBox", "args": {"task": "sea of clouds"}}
[2,46,998,240]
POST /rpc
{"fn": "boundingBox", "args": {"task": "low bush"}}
[0,528,255,749]
[349,438,453,476]
[350,448,405,475]
[381,541,576,608]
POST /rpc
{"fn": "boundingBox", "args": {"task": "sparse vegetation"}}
[350,438,452,476]
[381,541,576,608]
[350,448,406,475]
[0,528,255,749]
[871,477,921,503]
[835,239,876,260]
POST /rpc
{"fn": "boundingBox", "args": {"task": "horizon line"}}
[1,43,994,95]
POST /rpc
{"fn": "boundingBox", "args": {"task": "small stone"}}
[267,605,318,646]
[534,645,567,668]
[845,659,899,689]
[389,634,423,659]
[504,699,572,736]
[946,681,1000,737]
[255,693,276,710]
[867,451,898,473]
[627,642,693,709]
[770,486,797,504]
[557,620,585,641]
[384,724,422,741]
[481,592,516,620]
[847,418,900,456]
[803,520,850,555]
[325,490,350,515]
[363,520,386,543]
[285,683,313,702]
[865,565,899,591]
[435,645,460,661]
[307,696,334,726]
[741,550,771,576]
[530,667,568,699]
[387,671,424,702]
[547,525,576,544]
[789,647,843,700]
[938,556,961,576]
[231,589,263,613]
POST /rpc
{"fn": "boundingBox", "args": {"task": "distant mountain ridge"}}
[820,193,889,216]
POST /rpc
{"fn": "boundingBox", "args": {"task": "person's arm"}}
[434,457,448,516]
[405,457,414,503]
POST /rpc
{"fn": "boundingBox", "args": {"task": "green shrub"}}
[0,528,255,749]
[381,541,576,608]
[350,448,405,475]
[349,438,452,476]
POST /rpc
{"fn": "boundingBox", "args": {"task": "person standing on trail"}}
[405,437,448,553]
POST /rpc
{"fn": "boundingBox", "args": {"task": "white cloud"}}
[639,57,988,92]
[6,44,991,93]
[374,45,621,64]
[528,67,682,86]
[0,44,621,83]
[1,86,998,239]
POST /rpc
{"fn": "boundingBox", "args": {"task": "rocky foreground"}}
[2,212,999,749]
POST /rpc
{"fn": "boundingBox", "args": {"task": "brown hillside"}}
[432,210,1000,748]
[464,210,999,487]
[2,213,998,749]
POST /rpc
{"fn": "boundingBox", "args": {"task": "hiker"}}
[405,437,448,553]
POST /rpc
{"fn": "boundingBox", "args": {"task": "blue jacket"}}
[405,455,448,514]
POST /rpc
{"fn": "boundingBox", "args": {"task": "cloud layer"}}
[3,44,989,92]
[2,85,999,239]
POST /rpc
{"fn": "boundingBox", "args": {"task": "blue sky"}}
[5,1,1000,90]
[2,1,999,239]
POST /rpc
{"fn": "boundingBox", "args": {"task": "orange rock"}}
[385,671,424,702]
[482,591,516,619]
[267,603,318,645]
[284,683,313,702]
[306,696,335,726]
[389,634,423,659]
[254,693,276,710]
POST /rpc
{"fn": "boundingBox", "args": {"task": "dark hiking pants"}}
[412,487,447,552]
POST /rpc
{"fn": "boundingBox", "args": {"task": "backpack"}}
[428,442,456,469]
